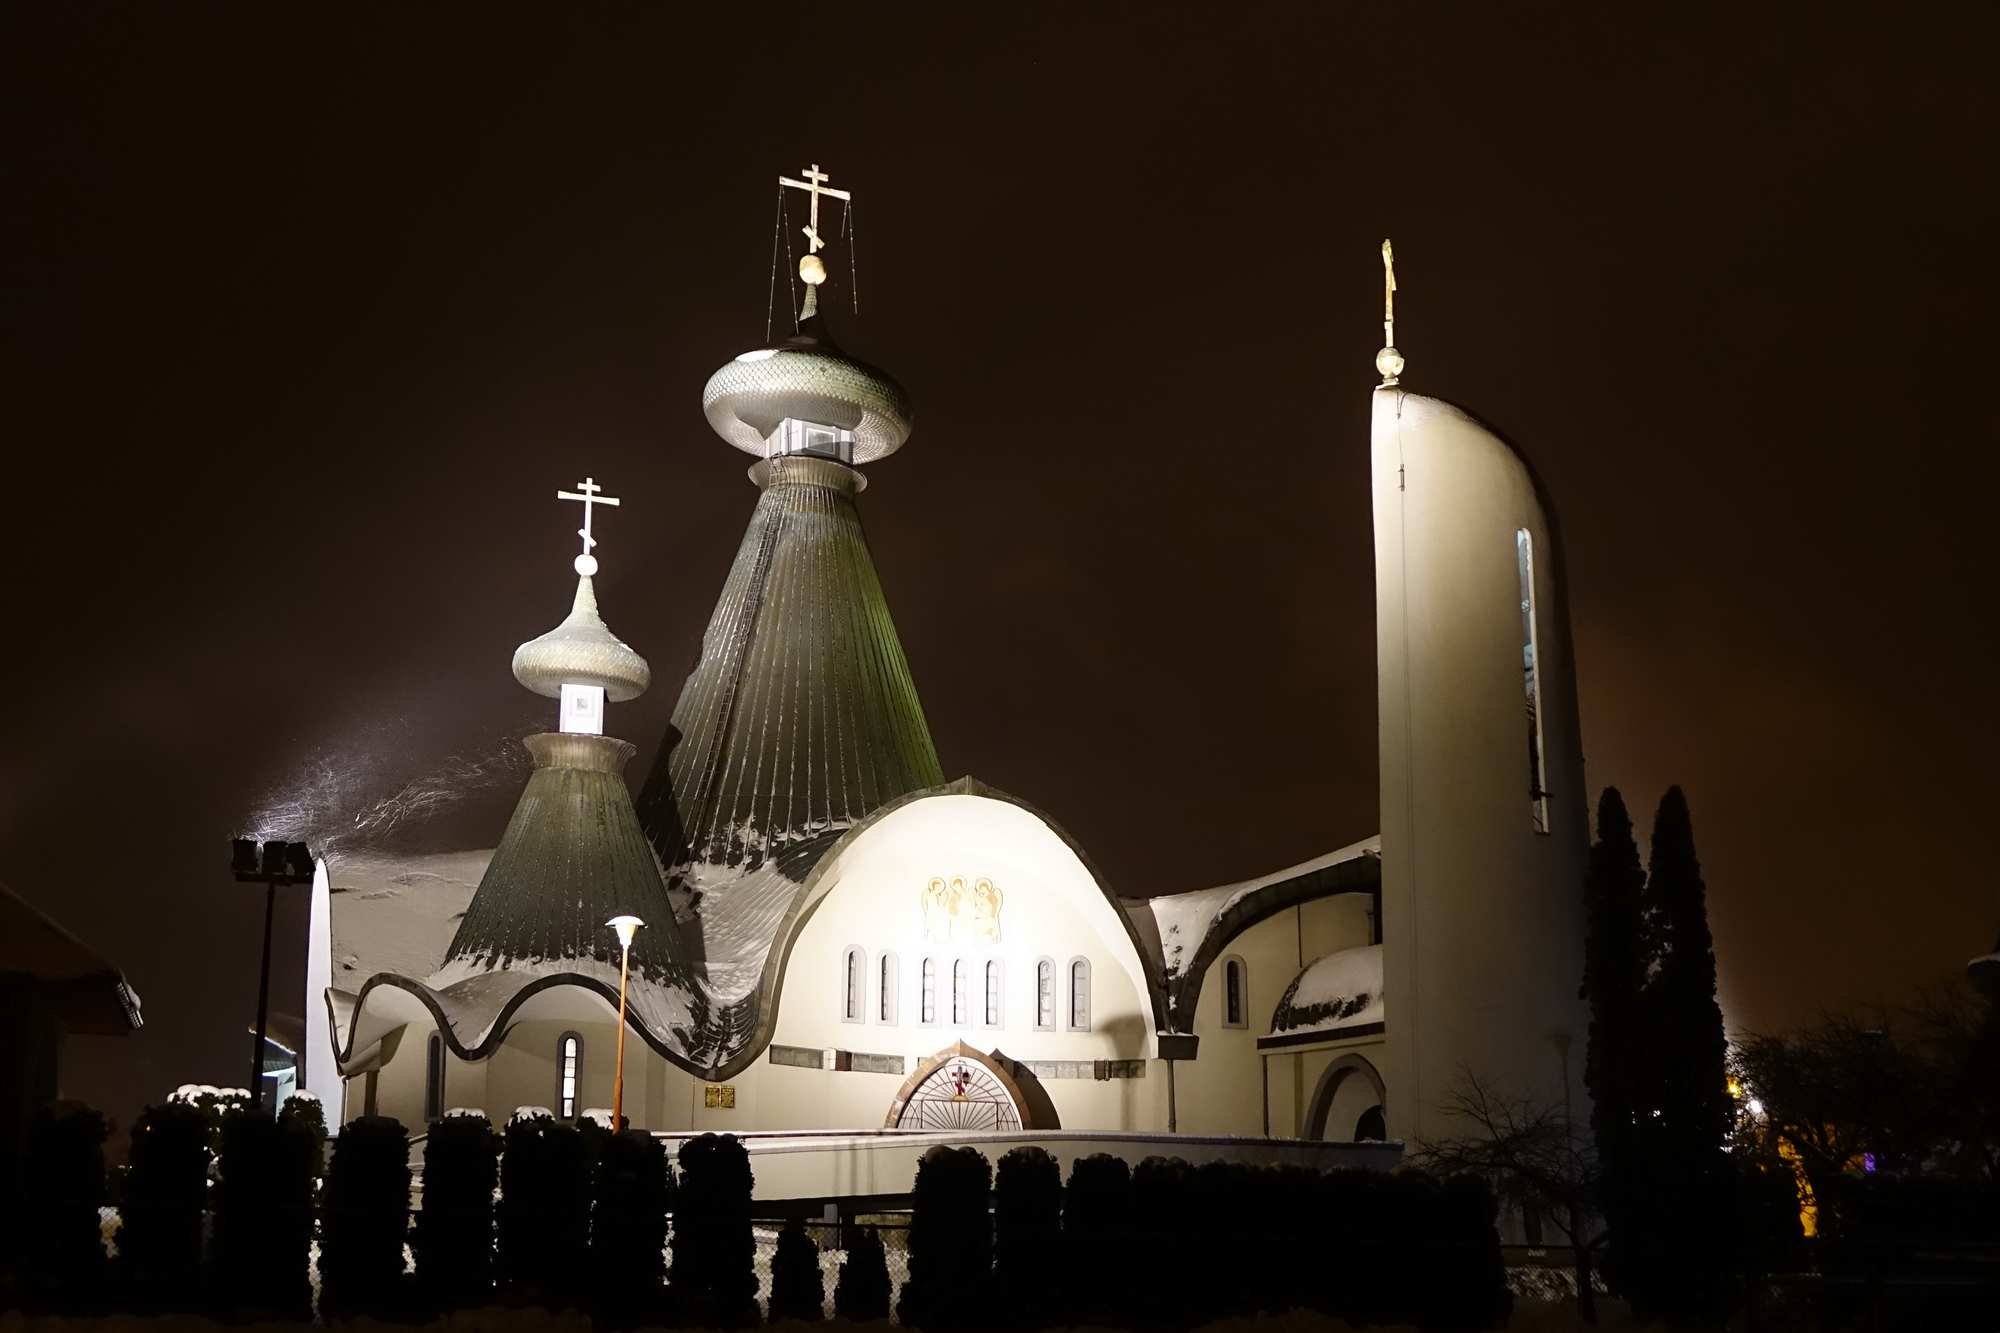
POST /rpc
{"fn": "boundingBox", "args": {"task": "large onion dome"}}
[701,319,912,464]
[511,576,651,702]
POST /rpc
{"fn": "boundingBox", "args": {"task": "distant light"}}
[1863,1153,1876,1172]
[1747,1098,1764,1116]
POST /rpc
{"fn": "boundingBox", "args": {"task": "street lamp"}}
[232,838,316,1112]
[605,914,644,1130]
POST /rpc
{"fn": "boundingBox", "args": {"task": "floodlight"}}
[260,841,287,876]
[231,839,259,875]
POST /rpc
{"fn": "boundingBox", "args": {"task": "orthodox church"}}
[322,181,1589,1165]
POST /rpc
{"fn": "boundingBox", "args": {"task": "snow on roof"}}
[1270,943,1383,1036]
[328,850,490,986]
[1147,835,1380,984]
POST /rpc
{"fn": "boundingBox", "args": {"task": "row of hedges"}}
[4,1097,1510,1331]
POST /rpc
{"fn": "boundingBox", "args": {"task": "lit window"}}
[1035,958,1056,1031]
[985,960,1003,1027]
[1223,957,1247,1029]
[1518,529,1550,833]
[557,1032,582,1121]
[842,947,865,1023]
[920,959,937,1024]
[424,1032,446,1121]
[952,960,969,1026]
[878,952,899,1025]
[1068,957,1092,1032]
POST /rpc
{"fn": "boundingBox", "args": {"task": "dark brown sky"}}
[4,7,1995,1127]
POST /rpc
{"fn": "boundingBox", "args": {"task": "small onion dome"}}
[511,577,650,701]
[702,326,912,464]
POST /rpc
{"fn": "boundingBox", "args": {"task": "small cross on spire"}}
[1377,239,1406,386]
[780,163,851,254]
[557,477,621,576]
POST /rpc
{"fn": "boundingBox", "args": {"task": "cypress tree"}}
[413,1111,501,1310]
[766,1217,825,1321]
[1580,789,1648,1293]
[318,1115,413,1318]
[590,1128,670,1322]
[670,1132,759,1327]
[992,1146,1061,1327]
[898,1145,992,1330]
[115,1101,211,1309]
[210,1106,316,1320]
[832,1225,892,1321]
[496,1110,590,1307]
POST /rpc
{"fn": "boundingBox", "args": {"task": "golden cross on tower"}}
[780,163,852,254]
[1377,239,1405,386]
[557,476,620,576]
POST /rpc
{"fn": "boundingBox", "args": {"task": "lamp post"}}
[606,915,644,1130]
[232,839,316,1112]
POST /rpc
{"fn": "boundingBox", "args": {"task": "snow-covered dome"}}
[1269,943,1384,1037]
[511,577,650,702]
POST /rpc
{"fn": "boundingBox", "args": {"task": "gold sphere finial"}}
[799,253,826,285]
[1376,346,1405,384]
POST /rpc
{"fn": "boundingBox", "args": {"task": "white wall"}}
[1372,387,1592,1145]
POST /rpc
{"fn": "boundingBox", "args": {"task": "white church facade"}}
[318,207,1588,1171]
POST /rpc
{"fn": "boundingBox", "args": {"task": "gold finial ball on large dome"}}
[512,577,651,702]
[1376,345,1405,384]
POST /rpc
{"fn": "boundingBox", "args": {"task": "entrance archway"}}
[1304,1052,1386,1141]
[886,1042,1037,1131]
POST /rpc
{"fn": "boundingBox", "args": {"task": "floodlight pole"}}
[249,881,277,1108]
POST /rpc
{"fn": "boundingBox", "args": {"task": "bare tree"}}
[1416,1073,1606,1323]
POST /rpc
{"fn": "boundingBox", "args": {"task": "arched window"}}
[984,959,1004,1027]
[424,1031,446,1122]
[878,951,900,1025]
[1067,957,1092,1032]
[1035,958,1056,1031]
[1222,956,1248,1029]
[920,958,938,1024]
[952,960,969,1026]
[842,946,866,1024]
[557,1031,583,1121]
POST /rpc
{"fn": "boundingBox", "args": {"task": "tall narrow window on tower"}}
[557,1032,582,1120]
[1517,529,1551,833]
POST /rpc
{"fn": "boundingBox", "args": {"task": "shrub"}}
[413,1110,501,1309]
[1420,1173,1512,1332]
[766,1217,825,1321]
[496,1110,590,1306]
[992,1146,1061,1326]
[670,1132,759,1327]
[899,1145,992,1330]
[319,1115,412,1318]
[832,1224,892,1321]
[591,1128,671,1321]
[115,1101,211,1308]
[210,1106,316,1319]
[17,1101,110,1310]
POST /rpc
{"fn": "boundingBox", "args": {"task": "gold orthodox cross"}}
[780,163,851,254]
[1382,239,1397,348]
[557,477,620,562]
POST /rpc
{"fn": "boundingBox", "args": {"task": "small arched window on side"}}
[951,960,970,1026]
[557,1031,583,1122]
[877,951,900,1026]
[1067,956,1092,1032]
[1221,956,1249,1030]
[1034,957,1057,1032]
[920,958,938,1024]
[842,946,866,1024]
[424,1031,446,1122]
[984,959,1005,1027]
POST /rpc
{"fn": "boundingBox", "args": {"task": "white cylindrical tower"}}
[1372,384,1592,1145]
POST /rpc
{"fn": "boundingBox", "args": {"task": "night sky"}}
[4,8,1994,1128]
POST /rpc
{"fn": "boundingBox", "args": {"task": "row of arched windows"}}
[843,949,1092,1032]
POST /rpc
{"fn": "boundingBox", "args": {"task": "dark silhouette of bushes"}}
[1060,1152,1129,1322]
[115,1101,211,1308]
[992,1146,1061,1326]
[899,1144,992,1330]
[413,1111,500,1310]
[1420,1173,1512,1332]
[496,1111,589,1307]
[766,1217,824,1321]
[670,1132,758,1326]
[590,1128,671,1322]
[319,1114,412,1318]
[16,1101,108,1310]
[210,1106,316,1319]
[832,1224,892,1320]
